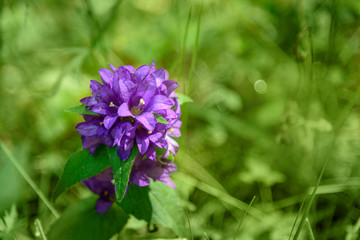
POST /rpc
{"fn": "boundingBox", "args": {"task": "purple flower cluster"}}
[77,61,181,161]
[77,61,181,213]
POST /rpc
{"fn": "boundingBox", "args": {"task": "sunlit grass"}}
[1,0,360,239]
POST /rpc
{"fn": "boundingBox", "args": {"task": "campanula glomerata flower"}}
[76,61,181,161]
[77,62,182,213]
[82,168,115,214]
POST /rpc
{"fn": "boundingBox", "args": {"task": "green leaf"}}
[108,146,139,203]
[66,104,99,116]
[177,93,193,105]
[149,181,187,238]
[52,146,110,201]
[154,114,169,124]
[47,197,128,240]
[154,146,167,158]
[119,183,152,222]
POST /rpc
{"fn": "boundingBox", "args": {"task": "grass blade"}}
[188,3,202,95]
[291,158,328,240]
[234,196,256,239]
[177,172,264,220]
[0,142,60,219]
[305,218,315,240]
[177,7,192,86]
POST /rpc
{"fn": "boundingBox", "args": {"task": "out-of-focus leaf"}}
[0,205,22,240]
[52,146,110,201]
[47,197,128,240]
[109,147,138,203]
[66,104,99,116]
[119,183,152,222]
[238,158,285,187]
[177,93,193,105]
[149,181,187,238]
[0,160,23,212]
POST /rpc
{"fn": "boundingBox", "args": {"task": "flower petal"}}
[148,132,164,145]
[162,80,179,96]
[81,135,101,149]
[109,64,117,72]
[166,135,179,155]
[100,85,116,104]
[100,134,114,147]
[136,134,150,154]
[80,96,91,104]
[103,115,118,129]
[98,69,114,86]
[168,120,182,137]
[144,144,156,160]
[136,112,156,131]
[96,198,113,214]
[112,71,121,98]
[77,122,99,136]
[82,97,97,107]
[117,146,131,161]
[91,103,112,115]
[134,65,151,82]
[135,75,157,105]
[159,178,176,189]
[119,74,136,102]
[147,95,174,112]
[117,103,133,117]
[130,170,150,187]
[122,65,135,73]
[90,80,102,96]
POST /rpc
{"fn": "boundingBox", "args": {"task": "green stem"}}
[34,218,48,240]
[188,4,202,96]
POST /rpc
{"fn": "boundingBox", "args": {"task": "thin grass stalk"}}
[177,7,192,87]
[234,196,256,240]
[188,3,202,96]
[305,218,315,240]
[292,154,329,240]
[0,142,60,219]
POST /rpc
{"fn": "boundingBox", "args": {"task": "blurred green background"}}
[1,0,360,239]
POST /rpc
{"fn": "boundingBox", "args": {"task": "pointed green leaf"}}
[52,146,110,201]
[177,93,193,105]
[154,114,169,124]
[118,183,152,222]
[149,181,187,238]
[66,104,99,116]
[108,146,139,203]
[47,197,128,240]
[154,146,167,158]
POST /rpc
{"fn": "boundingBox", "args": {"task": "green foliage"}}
[119,183,152,222]
[108,146,138,203]
[47,197,128,240]
[177,93,193,105]
[66,104,99,116]
[53,146,111,201]
[154,113,169,124]
[149,181,187,238]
